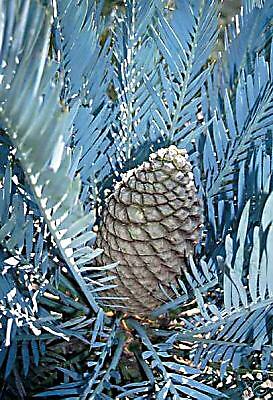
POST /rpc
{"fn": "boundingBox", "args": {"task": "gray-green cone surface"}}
[96,146,203,315]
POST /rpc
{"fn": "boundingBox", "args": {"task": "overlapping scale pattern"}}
[96,146,203,315]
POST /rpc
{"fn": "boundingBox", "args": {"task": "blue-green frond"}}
[123,319,226,400]
[109,0,161,170]
[223,0,273,86]
[147,0,219,148]
[203,43,273,199]
[0,159,81,381]
[180,194,273,377]
[200,127,272,261]
[54,0,118,205]
[0,0,114,314]
[34,315,125,398]
[55,0,108,103]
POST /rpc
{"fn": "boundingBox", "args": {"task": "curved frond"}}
[0,158,85,383]
[54,0,119,203]
[110,0,161,167]
[205,43,273,199]
[0,0,109,313]
[147,0,219,147]
[55,0,108,104]
[125,319,226,400]
[223,0,273,86]
[176,195,273,377]
[34,315,125,399]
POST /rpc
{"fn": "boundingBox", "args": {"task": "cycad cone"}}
[96,145,203,315]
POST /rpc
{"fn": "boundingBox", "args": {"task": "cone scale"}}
[96,146,203,315]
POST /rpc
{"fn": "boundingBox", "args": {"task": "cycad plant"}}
[1,0,273,398]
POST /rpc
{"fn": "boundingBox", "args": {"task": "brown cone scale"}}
[96,146,203,315]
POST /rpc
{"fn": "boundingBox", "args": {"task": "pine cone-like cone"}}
[96,145,203,315]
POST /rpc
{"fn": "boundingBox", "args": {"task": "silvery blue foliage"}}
[0,0,273,399]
